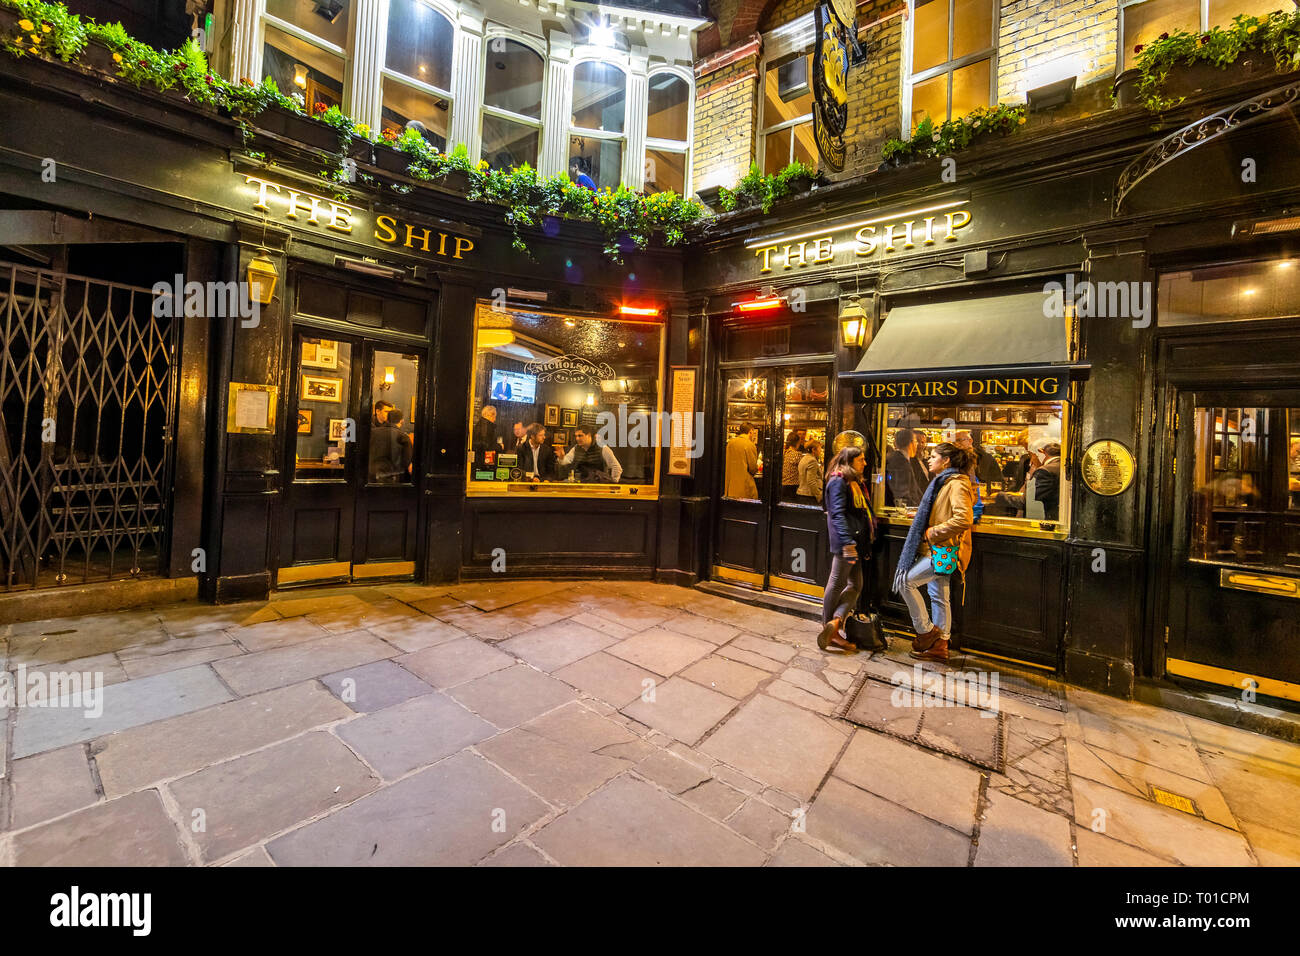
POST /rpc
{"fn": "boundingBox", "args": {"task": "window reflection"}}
[368,352,418,484]
[294,338,352,479]
[263,24,344,112]
[385,0,453,91]
[572,61,626,133]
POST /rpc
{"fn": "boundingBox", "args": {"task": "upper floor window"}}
[380,0,454,148]
[644,72,691,195]
[908,0,996,132]
[570,61,627,190]
[1119,0,1281,71]
[482,38,545,171]
[760,53,816,175]
[262,0,351,113]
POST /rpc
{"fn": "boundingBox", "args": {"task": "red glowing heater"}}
[734,297,785,313]
[618,305,660,316]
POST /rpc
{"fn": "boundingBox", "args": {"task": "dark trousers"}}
[822,554,863,624]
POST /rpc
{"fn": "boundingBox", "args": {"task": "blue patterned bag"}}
[930,543,958,575]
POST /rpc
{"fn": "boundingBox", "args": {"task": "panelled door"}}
[279,329,425,585]
[1163,387,1300,700]
[713,364,833,598]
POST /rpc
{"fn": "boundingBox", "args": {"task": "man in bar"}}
[885,427,923,507]
[558,424,622,483]
[519,422,557,481]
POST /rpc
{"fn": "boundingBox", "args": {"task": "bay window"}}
[482,37,545,171]
[570,61,627,190]
[760,53,817,175]
[907,0,996,132]
[644,72,691,195]
[261,0,351,112]
[380,0,454,147]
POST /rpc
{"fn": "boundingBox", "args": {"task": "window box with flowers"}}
[879,104,1026,169]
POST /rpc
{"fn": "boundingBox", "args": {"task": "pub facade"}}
[2,0,1299,727]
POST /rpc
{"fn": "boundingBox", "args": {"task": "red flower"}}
[314,101,328,114]
[1200,34,1210,44]
[1134,44,1143,54]
[1158,31,1169,40]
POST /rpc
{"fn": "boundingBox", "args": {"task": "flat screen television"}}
[489,369,537,404]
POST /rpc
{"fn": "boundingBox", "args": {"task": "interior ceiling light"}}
[312,0,344,24]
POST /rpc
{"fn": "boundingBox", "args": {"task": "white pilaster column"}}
[348,0,388,130]
[227,0,261,83]
[622,53,649,189]
[539,32,574,177]
[448,4,486,157]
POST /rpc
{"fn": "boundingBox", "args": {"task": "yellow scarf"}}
[849,479,871,519]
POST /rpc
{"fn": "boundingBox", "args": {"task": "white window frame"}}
[1116,0,1227,74]
[258,0,355,112]
[643,67,694,196]
[569,56,630,189]
[901,0,999,133]
[758,13,815,175]
[378,0,457,143]
[479,29,547,170]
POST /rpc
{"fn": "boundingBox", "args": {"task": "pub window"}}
[482,37,545,171]
[1159,257,1300,326]
[1119,0,1280,71]
[380,0,455,148]
[760,52,817,175]
[879,401,1070,530]
[467,304,664,497]
[570,61,628,190]
[262,0,352,113]
[644,72,692,195]
[1191,406,1300,570]
[907,0,996,132]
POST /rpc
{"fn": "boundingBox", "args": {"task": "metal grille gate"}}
[0,261,178,591]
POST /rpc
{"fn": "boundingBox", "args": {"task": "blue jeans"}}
[899,556,952,638]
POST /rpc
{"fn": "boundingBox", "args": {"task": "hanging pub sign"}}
[812,2,850,173]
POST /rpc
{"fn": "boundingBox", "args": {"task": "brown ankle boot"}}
[910,638,949,662]
[912,626,942,652]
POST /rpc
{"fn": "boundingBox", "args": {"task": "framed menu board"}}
[668,366,698,477]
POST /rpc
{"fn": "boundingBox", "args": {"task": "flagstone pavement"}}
[2,579,1298,866]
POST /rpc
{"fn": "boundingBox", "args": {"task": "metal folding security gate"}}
[0,261,178,591]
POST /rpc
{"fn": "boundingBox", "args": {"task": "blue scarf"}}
[892,467,960,594]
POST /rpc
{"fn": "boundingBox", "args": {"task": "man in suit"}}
[724,425,760,499]
[518,422,557,480]
[472,404,502,454]
[885,427,923,507]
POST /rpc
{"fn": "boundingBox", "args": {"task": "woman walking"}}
[891,442,975,663]
[818,446,874,652]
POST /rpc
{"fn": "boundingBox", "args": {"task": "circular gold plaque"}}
[832,429,866,456]
[1081,440,1135,496]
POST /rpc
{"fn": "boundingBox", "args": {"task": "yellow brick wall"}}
[996,0,1119,102]
[692,54,761,191]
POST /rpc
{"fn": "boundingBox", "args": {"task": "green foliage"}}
[717,160,820,214]
[1132,10,1300,111]
[0,0,707,261]
[878,102,1026,166]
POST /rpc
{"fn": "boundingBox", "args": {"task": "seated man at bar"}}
[557,424,622,483]
[510,421,527,451]
[518,422,557,481]
[885,427,924,507]
[1030,440,1062,520]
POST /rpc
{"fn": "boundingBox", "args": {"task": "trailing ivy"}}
[1131,10,1300,112]
[0,0,706,261]
[716,160,820,215]
[879,103,1026,167]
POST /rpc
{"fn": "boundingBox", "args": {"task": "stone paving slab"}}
[532,774,767,866]
[606,627,714,677]
[1202,749,1300,839]
[806,776,972,866]
[476,727,630,806]
[1069,776,1254,866]
[974,790,1073,867]
[224,846,276,867]
[1074,829,1176,867]
[499,621,617,672]
[334,692,497,780]
[266,750,549,866]
[213,631,395,697]
[679,778,747,821]
[226,617,331,653]
[10,789,188,866]
[729,634,800,663]
[727,797,793,849]
[767,837,842,866]
[167,731,379,863]
[365,616,469,653]
[447,664,578,729]
[320,660,434,714]
[713,645,784,673]
[10,744,98,830]
[22,652,130,688]
[634,749,712,794]
[658,612,741,645]
[92,680,352,797]
[521,700,639,752]
[480,842,553,866]
[396,638,514,689]
[700,694,849,800]
[681,655,771,699]
[8,619,170,665]
[621,676,736,745]
[120,643,244,681]
[12,664,234,759]
[553,651,659,708]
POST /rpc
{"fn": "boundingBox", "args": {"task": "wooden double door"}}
[712,363,834,599]
[278,327,426,585]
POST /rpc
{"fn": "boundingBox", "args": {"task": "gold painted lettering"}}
[404,224,432,252]
[943,209,972,240]
[781,241,808,269]
[811,236,834,264]
[374,215,398,243]
[756,246,776,273]
[284,190,323,225]
[453,236,474,259]
[921,216,936,245]
[327,203,353,234]
[855,226,877,256]
[437,232,449,256]
[245,175,280,211]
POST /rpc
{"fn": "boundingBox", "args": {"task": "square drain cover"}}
[1150,786,1199,816]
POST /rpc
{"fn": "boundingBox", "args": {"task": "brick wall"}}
[840,0,903,180]
[693,50,761,190]
[996,0,1118,102]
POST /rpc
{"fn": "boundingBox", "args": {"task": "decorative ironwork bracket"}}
[1114,81,1300,215]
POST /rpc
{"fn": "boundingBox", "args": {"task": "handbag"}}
[844,611,887,650]
[930,542,958,575]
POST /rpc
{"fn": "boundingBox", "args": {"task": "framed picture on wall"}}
[545,404,560,426]
[302,339,339,369]
[562,408,577,427]
[328,418,350,441]
[297,409,313,434]
[551,429,568,445]
[301,374,343,402]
